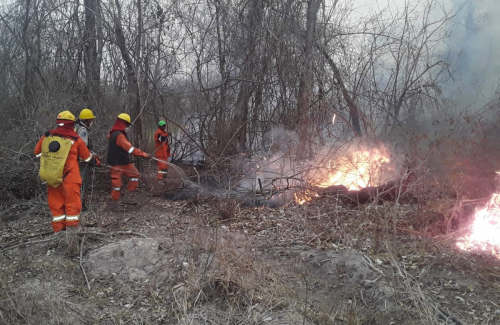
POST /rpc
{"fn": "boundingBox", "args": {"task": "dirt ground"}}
[1,166,500,325]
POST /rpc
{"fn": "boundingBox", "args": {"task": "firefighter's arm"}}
[77,138,101,167]
[34,136,45,157]
[158,131,168,142]
[116,134,151,159]
[91,156,102,167]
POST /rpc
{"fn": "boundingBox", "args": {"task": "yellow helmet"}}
[57,110,76,121]
[79,108,96,120]
[117,113,131,124]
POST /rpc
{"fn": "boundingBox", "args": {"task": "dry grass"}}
[218,198,241,220]
[170,228,292,324]
[1,165,500,324]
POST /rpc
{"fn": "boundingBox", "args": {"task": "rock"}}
[85,238,175,284]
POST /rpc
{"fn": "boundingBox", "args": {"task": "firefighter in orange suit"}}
[107,113,151,200]
[154,120,171,179]
[34,111,101,232]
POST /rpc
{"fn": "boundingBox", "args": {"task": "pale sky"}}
[351,0,500,107]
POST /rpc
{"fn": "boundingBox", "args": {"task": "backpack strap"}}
[45,130,78,141]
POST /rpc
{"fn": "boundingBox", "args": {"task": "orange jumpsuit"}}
[108,133,149,200]
[154,128,170,179]
[34,136,93,232]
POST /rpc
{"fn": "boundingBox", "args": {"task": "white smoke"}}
[232,127,406,206]
[444,0,500,107]
[354,0,500,108]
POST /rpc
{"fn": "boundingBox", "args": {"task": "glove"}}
[159,135,168,142]
[90,156,101,167]
[145,153,152,159]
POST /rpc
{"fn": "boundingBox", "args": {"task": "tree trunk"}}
[316,43,362,137]
[83,0,101,110]
[95,0,104,91]
[228,0,263,155]
[214,0,227,155]
[297,0,322,154]
[73,0,83,90]
[22,0,33,114]
[113,0,142,148]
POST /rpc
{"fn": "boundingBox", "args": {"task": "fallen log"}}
[356,180,401,204]
[314,181,415,205]
[314,185,349,196]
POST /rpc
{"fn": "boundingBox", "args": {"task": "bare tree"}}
[296,0,322,151]
[83,0,103,110]
[228,0,264,154]
[110,0,143,147]
[0,0,456,161]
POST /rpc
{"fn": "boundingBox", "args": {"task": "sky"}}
[351,0,500,109]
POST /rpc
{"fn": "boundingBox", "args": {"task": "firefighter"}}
[107,113,151,202]
[74,108,96,148]
[74,108,97,209]
[34,111,101,232]
[154,120,171,180]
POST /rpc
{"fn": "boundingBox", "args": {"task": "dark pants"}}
[79,163,92,196]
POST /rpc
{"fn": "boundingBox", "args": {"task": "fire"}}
[294,189,319,205]
[314,148,391,191]
[294,145,392,204]
[456,193,500,257]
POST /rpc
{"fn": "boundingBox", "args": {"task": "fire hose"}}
[94,156,171,172]
[151,156,170,164]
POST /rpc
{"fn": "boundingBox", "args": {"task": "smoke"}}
[233,127,303,196]
[355,0,500,109]
[444,0,500,107]
[230,128,406,206]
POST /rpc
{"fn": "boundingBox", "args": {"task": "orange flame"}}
[314,148,391,191]
[294,146,392,204]
[294,189,319,205]
[456,193,500,257]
